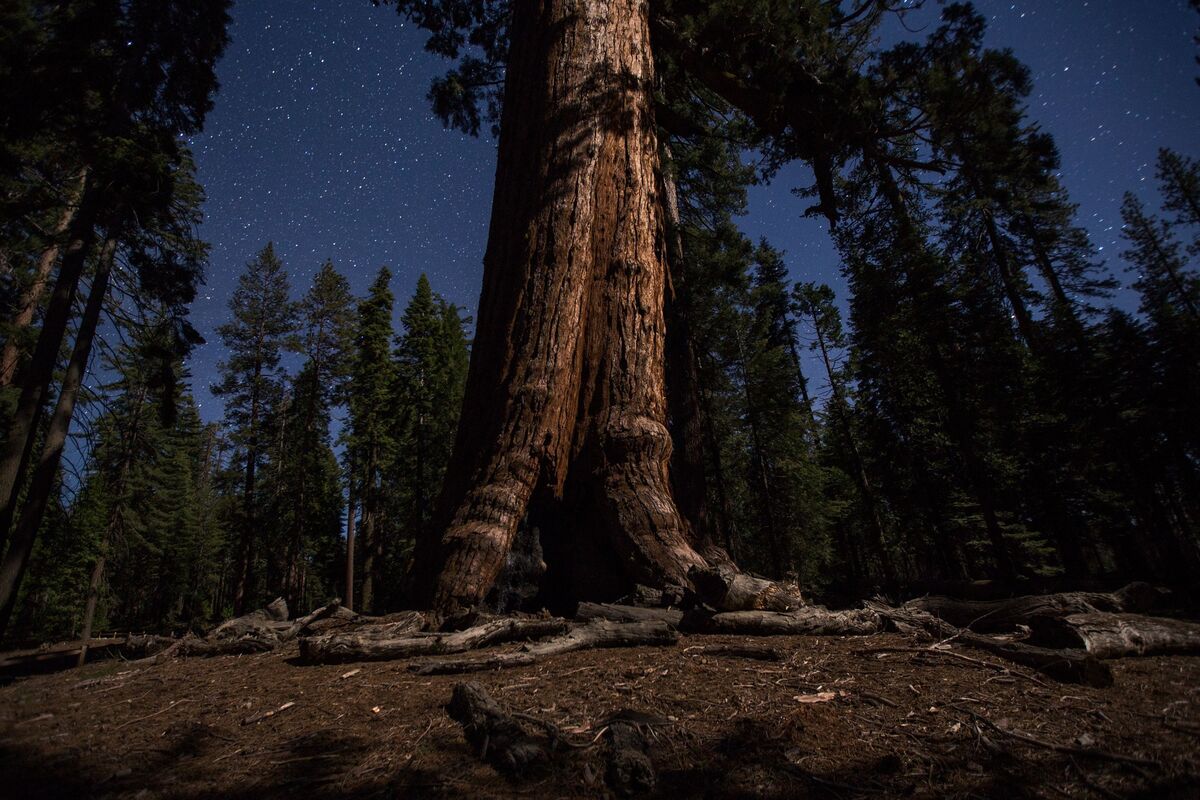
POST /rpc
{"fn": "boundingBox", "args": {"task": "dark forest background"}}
[0,0,1197,644]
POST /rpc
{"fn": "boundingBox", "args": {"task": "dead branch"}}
[408,619,680,675]
[299,616,570,664]
[903,583,1163,633]
[869,602,1113,687]
[681,607,882,636]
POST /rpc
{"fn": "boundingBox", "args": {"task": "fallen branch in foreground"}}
[868,602,1113,687]
[299,616,569,664]
[680,607,882,636]
[949,703,1160,768]
[408,619,679,675]
[1029,612,1200,659]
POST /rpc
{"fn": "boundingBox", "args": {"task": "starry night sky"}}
[185,0,1200,422]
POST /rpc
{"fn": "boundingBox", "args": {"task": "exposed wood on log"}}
[680,607,882,636]
[446,682,551,776]
[281,600,347,641]
[902,583,1163,632]
[408,620,680,675]
[299,616,569,664]
[689,564,804,612]
[575,603,683,627]
[1029,612,1200,659]
[871,602,1113,687]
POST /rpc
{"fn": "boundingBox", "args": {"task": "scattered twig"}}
[114,699,191,730]
[242,701,296,726]
[948,704,1160,768]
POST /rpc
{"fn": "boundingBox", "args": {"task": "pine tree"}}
[212,243,298,614]
[267,261,353,609]
[345,267,396,613]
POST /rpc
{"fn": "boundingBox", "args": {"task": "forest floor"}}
[0,632,1197,799]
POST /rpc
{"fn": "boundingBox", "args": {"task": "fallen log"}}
[1028,612,1200,659]
[281,599,348,641]
[871,603,1113,687]
[0,637,128,674]
[575,602,683,627]
[903,582,1163,632]
[688,564,804,612]
[680,607,882,636]
[447,682,551,776]
[299,616,569,664]
[409,619,680,675]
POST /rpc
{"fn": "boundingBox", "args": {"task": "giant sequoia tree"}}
[382,0,936,611]
[406,0,711,611]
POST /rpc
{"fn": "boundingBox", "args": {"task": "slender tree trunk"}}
[233,364,262,615]
[360,447,378,613]
[980,209,1039,350]
[873,158,1017,580]
[734,329,787,574]
[0,169,88,391]
[0,182,99,554]
[76,549,108,666]
[415,0,707,611]
[812,320,895,587]
[344,479,356,612]
[0,238,114,639]
[78,380,146,665]
[661,145,718,551]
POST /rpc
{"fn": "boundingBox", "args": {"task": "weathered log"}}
[873,603,1113,687]
[680,607,882,636]
[281,599,346,641]
[1028,612,1200,659]
[688,564,804,612]
[409,619,680,675]
[903,582,1163,632]
[446,682,550,776]
[575,602,683,627]
[0,637,127,673]
[299,616,570,664]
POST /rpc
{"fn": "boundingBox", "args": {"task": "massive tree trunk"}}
[412,0,708,612]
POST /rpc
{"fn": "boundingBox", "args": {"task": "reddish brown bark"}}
[0,169,88,391]
[414,0,708,611]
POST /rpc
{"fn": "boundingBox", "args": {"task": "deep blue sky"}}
[186,0,1199,422]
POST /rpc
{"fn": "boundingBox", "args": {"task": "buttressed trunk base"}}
[412,0,708,612]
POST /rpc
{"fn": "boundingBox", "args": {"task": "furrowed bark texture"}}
[415,0,705,611]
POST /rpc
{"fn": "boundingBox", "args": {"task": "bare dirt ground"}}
[1,632,1197,799]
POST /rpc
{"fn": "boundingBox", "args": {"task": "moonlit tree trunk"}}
[0,169,89,391]
[0,238,115,639]
[412,0,708,611]
[0,181,99,555]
